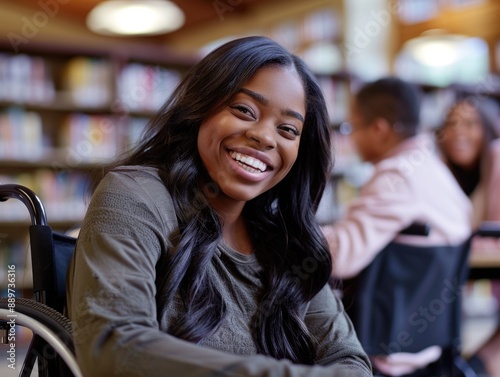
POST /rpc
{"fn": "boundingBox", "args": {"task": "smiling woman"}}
[66,36,373,377]
[437,98,500,227]
[436,97,500,377]
[197,66,305,205]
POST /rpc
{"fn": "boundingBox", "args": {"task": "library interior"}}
[1,0,500,376]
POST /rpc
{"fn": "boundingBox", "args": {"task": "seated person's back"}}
[321,77,472,376]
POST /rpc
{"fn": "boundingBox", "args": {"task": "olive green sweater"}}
[67,166,372,377]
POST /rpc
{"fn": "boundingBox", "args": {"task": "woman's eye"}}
[279,125,301,139]
[231,105,254,118]
[443,121,456,130]
[466,120,480,129]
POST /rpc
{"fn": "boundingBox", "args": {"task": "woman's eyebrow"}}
[239,88,305,123]
[240,88,268,105]
[283,109,304,123]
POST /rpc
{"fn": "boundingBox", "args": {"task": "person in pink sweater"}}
[321,77,472,376]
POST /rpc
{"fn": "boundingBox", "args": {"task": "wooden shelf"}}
[0,99,112,114]
[0,41,193,282]
[0,156,103,171]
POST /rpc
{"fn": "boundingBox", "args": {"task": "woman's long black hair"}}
[95,36,333,364]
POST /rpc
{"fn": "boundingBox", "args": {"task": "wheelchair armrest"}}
[399,223,431,236]
[475,221,500,238]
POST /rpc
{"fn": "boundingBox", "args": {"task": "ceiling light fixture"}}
[402,29,467,67]
[86,0,185,36]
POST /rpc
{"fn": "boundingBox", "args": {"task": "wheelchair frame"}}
[0,184,82,377]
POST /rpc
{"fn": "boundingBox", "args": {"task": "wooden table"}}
[469,252,500,280]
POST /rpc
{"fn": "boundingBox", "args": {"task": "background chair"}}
[0,183,81,377]
[341,223,500,377]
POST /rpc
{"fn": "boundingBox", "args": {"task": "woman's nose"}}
[245,122,277,149]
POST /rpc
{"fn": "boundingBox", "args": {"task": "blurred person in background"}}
[437,97,500,377]
[321,77,472,376]
[438,97,500,230]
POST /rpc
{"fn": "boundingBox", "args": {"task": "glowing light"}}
[403,30,467,67]
[87,1,185,36]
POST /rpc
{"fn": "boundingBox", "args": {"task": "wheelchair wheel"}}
[0,297,82,377]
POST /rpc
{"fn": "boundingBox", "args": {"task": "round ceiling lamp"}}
[86,0,185,36]
[402,29,467,67]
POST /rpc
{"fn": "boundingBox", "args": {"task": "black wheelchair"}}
[0,184,82,377]
[341,222,500,377]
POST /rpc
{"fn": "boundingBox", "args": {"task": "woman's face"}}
[197,65,305,207]
[440,102,484,169]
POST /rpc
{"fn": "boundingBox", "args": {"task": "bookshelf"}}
[315,72,377,224]
[0,41,194,291]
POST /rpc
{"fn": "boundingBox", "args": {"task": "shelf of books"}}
[315,73,376,224]
[0,44,191,291]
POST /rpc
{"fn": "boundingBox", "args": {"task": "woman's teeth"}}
[229,151,267,173]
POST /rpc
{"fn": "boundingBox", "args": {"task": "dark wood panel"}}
[396,1,500,49]
[5,0,291,45]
